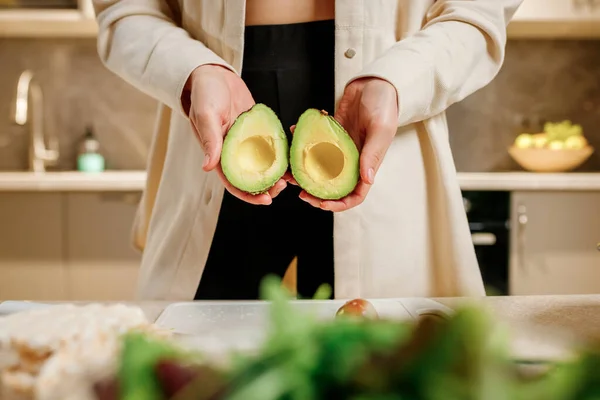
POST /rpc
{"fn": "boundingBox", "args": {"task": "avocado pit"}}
[237,135,276,174]
[304,141,345,182]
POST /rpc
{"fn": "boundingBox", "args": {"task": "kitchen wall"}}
[1,38,600,172]
[448,39,600,172]
[0,38,157,171]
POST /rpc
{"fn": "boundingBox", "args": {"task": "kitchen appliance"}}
[463,190,511,296]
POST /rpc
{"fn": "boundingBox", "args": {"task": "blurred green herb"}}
[113,276,600,400]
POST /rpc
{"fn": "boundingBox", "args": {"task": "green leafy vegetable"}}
[118,331,197,400]
[110,276,600,400]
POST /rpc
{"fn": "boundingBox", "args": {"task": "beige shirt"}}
[93,0,523,301]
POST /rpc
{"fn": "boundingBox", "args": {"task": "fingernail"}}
[367,168,375,184]
[202,154,210,168]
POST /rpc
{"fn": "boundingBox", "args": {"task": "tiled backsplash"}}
[1,38,600,172]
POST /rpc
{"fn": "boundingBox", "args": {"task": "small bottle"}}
[76,126,105,173]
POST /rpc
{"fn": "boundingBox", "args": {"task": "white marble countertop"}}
[457,172,600,191]
[0,171,146,192]
[24,294,600,361]
[2,171,600,192]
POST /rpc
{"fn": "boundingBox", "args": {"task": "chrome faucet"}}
[13,70,59,173]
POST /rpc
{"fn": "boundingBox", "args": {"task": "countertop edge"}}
[2,171,600,192]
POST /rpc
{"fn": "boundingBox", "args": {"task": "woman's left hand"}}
[294,77,398,212]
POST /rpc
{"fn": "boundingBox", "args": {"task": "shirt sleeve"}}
[92,0,237,117]
[349,0,524,127]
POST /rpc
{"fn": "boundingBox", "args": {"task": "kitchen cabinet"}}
[0,193,67,301]
[0,0,97,38]
[0,192,141,301]
[510,191,600,295]
[508,0,600,39]
[64,193,141,301]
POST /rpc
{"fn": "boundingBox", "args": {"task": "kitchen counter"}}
[438,295,600,343]
[0,171,146,192]
[149,294,600,360]
[458,172,600,191]
[38,294,600,343]
[1,171,600,192]
[3,294,600,362]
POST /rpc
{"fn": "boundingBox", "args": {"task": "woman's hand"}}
[187,65,288,205]
[296,77,399,212]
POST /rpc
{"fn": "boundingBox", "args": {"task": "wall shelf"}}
[0,9,97,37]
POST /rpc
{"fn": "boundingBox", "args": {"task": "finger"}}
[290,124,296,134]
[191,110,224,172]
[360,121,395,185]
[299,190,322,208]
[282,171,298,186]
[267,179,287,198]
[216,166,272,205]
[319,181,372,212]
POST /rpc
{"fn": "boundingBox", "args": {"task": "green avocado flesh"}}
[290,109,360,200]
[221,103,289,194]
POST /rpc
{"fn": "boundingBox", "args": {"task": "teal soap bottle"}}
[76,126,105,173]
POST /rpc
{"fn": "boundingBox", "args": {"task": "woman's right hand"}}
[187,65,288,205]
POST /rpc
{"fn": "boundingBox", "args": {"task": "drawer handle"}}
[471,233,497,246]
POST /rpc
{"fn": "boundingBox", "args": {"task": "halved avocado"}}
[221,103,289,194]
[290,109,360,200]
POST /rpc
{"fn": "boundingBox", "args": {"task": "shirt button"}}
[344,48,356,59]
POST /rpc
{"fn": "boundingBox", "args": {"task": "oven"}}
[462,190,511,296]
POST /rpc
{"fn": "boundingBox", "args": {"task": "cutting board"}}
[155,299,451,356]
[155,298,576,363]
[0,301,53,317]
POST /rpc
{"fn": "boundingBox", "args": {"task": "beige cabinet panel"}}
[64,192,141,301]
[0,193,66,300]
[510,191,600,295]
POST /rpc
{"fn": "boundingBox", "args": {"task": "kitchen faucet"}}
[13,70,59,173]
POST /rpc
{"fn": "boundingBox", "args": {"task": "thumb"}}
[359,124,392,185]
[192,112,224,172]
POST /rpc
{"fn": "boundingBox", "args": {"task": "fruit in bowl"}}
[509,120,593,172]
[513,120,588,150]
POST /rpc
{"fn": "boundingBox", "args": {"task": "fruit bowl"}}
[509,122,594,173]
[508,145,594,173]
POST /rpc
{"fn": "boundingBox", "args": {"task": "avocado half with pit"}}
[221,103,289,194]
[290,109,360,200]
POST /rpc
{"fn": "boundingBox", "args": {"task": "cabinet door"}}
[510,191,600,295]
[65,192,141,301]
[0,193,67,300]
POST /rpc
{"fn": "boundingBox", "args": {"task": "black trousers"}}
[195,20,336,300]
